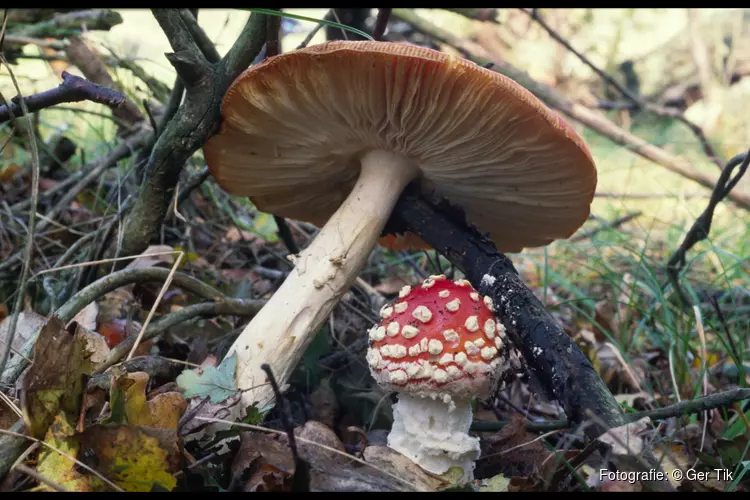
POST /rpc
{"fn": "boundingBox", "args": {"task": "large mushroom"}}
[202,40,596,411]
[367,274,504,483]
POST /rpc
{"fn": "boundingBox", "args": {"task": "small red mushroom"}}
[366,274,505,483]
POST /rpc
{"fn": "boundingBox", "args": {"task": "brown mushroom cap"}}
[203,41,597,253]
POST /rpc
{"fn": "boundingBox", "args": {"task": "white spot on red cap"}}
[369,326,385,342]
[394,302,408,313]
[408,344,421,356]
[446,298,461,312]
[401,325,419,339]
[427,339,443,355]
[494,337,503,349]
[366,349,381,368]
[481,346,498,360]
[419,337,428,352]
[389,370,408,384]
[412,305,432,323]
[442,329,459,343]
[438,289,450,298]
[454,279,470,287]
[432,369,449,383]
[484,296,494,312]
[380,305,393,319]
[429,274,446,280]
[421,278,435,289]
[438,353,453,365]
[474,338,486,348]
[446,365,463,379]
[386,321,400,336]
[465,316,479,332]
[464,341,480,356]
[470,292,479,302]
[484,318,496,338]
[381,344,407,359]
[454,352,468,366]
[398,285,412,298]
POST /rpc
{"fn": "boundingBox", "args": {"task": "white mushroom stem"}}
[388,392,480,484]
[226,150,419,411]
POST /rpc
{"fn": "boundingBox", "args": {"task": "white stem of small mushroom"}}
[226,149,419,412]
[388,392,480,484]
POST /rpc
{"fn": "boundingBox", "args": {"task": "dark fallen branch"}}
[390,186,676,490]
[0,71,125,124]
[666,150,750,304]
[391,185,623,439]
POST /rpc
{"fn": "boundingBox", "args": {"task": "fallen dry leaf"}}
[71,302,99,331]
[124,245,176,271]
[0,310,46,352]
[232,432,295,492]
[598,417,651,456]
[20,317,98,439]
[478,413,553,479]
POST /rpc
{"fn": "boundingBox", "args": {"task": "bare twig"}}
[296,10,333,50]
[520,8,724,169]
[0,58,41,378]
[0,267,232,385]
[260,364,310,492]
[63,36,145,128]
[14,463,67,492]
[0,71,125,124]
[666,150,750,304]
[9,9,122,38]
[372,8,392,41]
[570,211,642,242]
[96,297,265,374]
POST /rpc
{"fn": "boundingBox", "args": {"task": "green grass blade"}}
[237,8,374,42]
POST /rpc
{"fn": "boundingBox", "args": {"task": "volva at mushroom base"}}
[366,274,505,483]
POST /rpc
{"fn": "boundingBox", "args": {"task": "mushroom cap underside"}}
[203,40,597,253]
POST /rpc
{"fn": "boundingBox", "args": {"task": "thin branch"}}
[96,298,265,374]
[0,57,41,378]
[520,8,724,169]
[178,9,221,64]
[569,211,642,242]
[666,150,750,304]
[472,388,750,432]
[296,10,333,50]
[372,8,392,41]
[0,71,125,124]
[260,364,310,492]
[0,267,231,385]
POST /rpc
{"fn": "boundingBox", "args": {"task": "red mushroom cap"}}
[366,275,505,400]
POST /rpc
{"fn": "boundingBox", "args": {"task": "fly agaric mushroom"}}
[202,40,596,411]
[367,274,504,483]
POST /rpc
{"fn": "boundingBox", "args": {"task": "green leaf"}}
[176,353,238,404]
